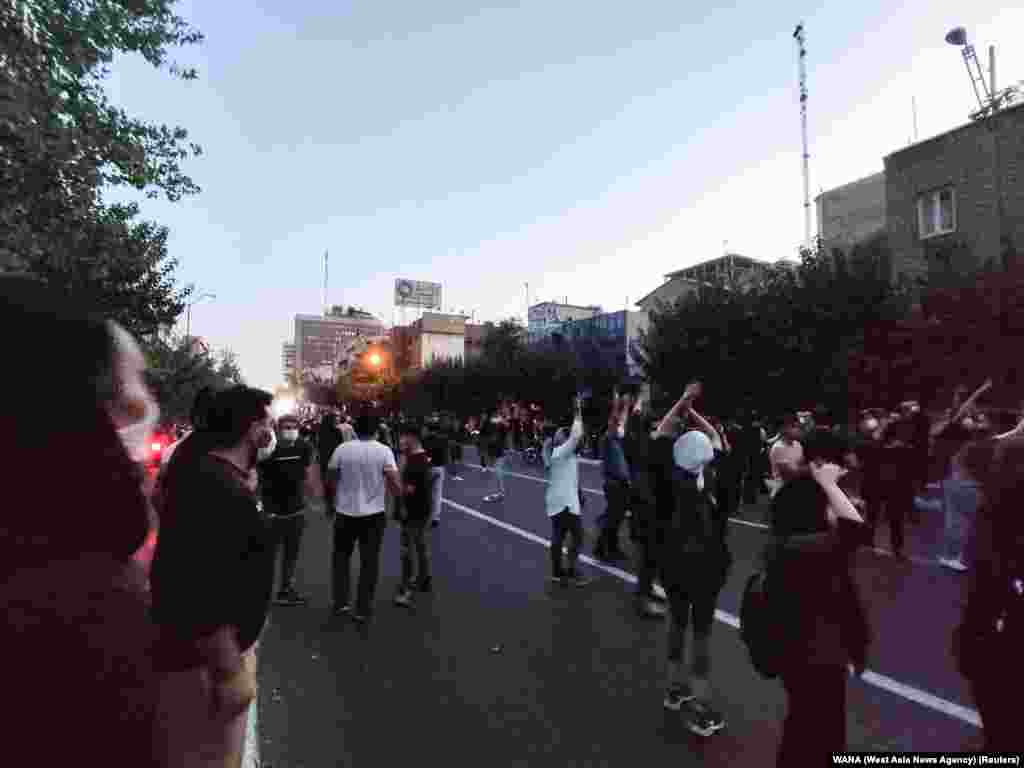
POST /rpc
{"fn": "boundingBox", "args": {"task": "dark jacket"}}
[770,477,870,671]
[317,416,343,479]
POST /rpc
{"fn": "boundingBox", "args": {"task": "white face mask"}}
[257,428,277,462]
[118,397,161,463]
[281,429,299,443]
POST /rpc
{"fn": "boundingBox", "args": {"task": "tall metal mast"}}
[794,23,811,250]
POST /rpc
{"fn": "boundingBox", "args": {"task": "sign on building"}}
[394,279,442,309]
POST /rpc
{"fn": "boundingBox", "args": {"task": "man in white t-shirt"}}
[325,411,403,623]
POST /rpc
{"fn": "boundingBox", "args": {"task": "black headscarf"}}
[0,276,150,574]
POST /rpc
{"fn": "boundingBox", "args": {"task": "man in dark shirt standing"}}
[596,394,630,562]
[394,425,433,607]
[259,413,321,606]
[423,420,450,527]
[150,386,278,756]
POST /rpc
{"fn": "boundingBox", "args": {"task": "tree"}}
[145,333,244,423]
[2,0,202,335]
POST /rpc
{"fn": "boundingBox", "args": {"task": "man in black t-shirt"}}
[259,414,320,606]
[151,386,277,661]
[394,425,433,607]
[423,421,450,526]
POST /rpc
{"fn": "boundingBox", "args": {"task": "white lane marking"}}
[441,497,981,729]
[467,464,771,530]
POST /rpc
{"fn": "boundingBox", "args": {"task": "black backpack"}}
[740,545,785,679]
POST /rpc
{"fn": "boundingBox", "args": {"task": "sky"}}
[105,0,1024,392]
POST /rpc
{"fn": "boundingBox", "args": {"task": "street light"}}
[185,291,216,343]
[368,352,382,368]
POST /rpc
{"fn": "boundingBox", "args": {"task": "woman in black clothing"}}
[769,430,870,764]
[954,435,1024,749]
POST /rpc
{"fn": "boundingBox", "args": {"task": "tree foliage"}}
[637,240,914,417]
[1,0,202,342]
[146,333,245,423]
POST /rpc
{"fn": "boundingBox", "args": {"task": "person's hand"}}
[809,461,846,486]
[683,380,702,401]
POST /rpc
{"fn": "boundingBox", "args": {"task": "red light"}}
[151,442,162,453]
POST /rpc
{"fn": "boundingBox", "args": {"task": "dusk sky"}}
[105,0,1024,391]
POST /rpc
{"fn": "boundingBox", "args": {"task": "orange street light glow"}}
[369,352,382,367]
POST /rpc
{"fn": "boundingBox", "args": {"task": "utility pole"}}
[794,23,812,251]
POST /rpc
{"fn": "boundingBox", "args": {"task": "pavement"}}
[254,448,982,767]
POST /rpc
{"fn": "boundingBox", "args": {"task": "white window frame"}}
[917,187,956,240]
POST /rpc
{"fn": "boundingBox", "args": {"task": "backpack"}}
[740,566,784,679]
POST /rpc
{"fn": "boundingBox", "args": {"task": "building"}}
[527,301,602,345]
[293,309,384,381]
[554,309,649,381]
[884,102,1024,282]
[281,342,296,383]
[635,254,792,314]
[463,323,492,361]
[390,313,470,371]
[816,172,887,266]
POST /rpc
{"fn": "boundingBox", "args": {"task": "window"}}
[917,187,956,239]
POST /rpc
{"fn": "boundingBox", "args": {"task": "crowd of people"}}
[2,273,1021,765]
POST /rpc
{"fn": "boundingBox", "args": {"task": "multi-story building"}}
[527,301,602,345]
[635,254,792,314]
[281,342,296,383]
[293,308,384,381]
[463,323,492,361]
[554,309,649,381]
[884,102,1024,282]
[816,172,887,268]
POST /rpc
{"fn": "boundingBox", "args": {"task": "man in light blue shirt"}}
[545,398,592,587]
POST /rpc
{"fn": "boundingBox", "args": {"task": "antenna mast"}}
[794,23,811,251]
[323,250,329,316]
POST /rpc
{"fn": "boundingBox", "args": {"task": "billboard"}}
[394,279,442,309]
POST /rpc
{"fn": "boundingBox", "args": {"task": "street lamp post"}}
[185,291,216,344]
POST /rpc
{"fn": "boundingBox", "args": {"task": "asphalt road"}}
[256,448,982,767]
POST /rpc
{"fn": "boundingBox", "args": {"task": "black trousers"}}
[597,479,629,556]
[270,513,306,593]
[629,504,661,599]
[550,509,584,578]
[778,663,847,764]
[972,668,1017,750]
[864,482,908,555]
[332,512,387,616]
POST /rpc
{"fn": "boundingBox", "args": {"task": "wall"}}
[884,103,1024,282]
[419,331,464,367]
[816,172,887,254]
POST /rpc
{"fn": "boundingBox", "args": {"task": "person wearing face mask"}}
[150,386,278,762]
[259,414,322,607]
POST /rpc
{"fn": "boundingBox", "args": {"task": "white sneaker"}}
[938,557,967,572]
[394,589,414,607]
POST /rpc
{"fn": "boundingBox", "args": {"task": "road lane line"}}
[467,464,771,530]
[441,496,981,729]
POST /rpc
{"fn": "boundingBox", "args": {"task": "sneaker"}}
[549,574,568,587]
[351,612,368,625]
[394,590,414,608]
[939,557,968,572]
[569,575,592,588]
[332,603,352,617]
[663,685,696,711]
[452,475,464,481]
[483,492,505,503]
[684,701,726,736]
[417,577,432,593]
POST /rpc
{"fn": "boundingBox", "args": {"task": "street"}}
[256,449,982,767]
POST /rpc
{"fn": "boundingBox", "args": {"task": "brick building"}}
[884,102,1024,283]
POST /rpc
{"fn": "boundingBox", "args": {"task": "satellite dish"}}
[945,27,967,46]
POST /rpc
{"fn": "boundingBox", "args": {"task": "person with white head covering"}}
[652,382,730,737]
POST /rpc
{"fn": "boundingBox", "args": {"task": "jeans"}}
[400,518,431,587]
[942,478,980,563]
[430,467,445,521]
[269,513,306,593]
[550,509,584,578]
[492,455,508,495]
[778,663,847,764]
[332,512,387,616]
[597,479,629,555]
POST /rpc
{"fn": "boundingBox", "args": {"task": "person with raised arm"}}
[545,396,592,588]
[595,389,632,562]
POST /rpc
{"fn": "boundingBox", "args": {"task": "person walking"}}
[423,420,450,526]
[546,398,592,587]
[259,414,322,606]
[393,425,434,607]
[483,409,510,503]
[325,410,403,623]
